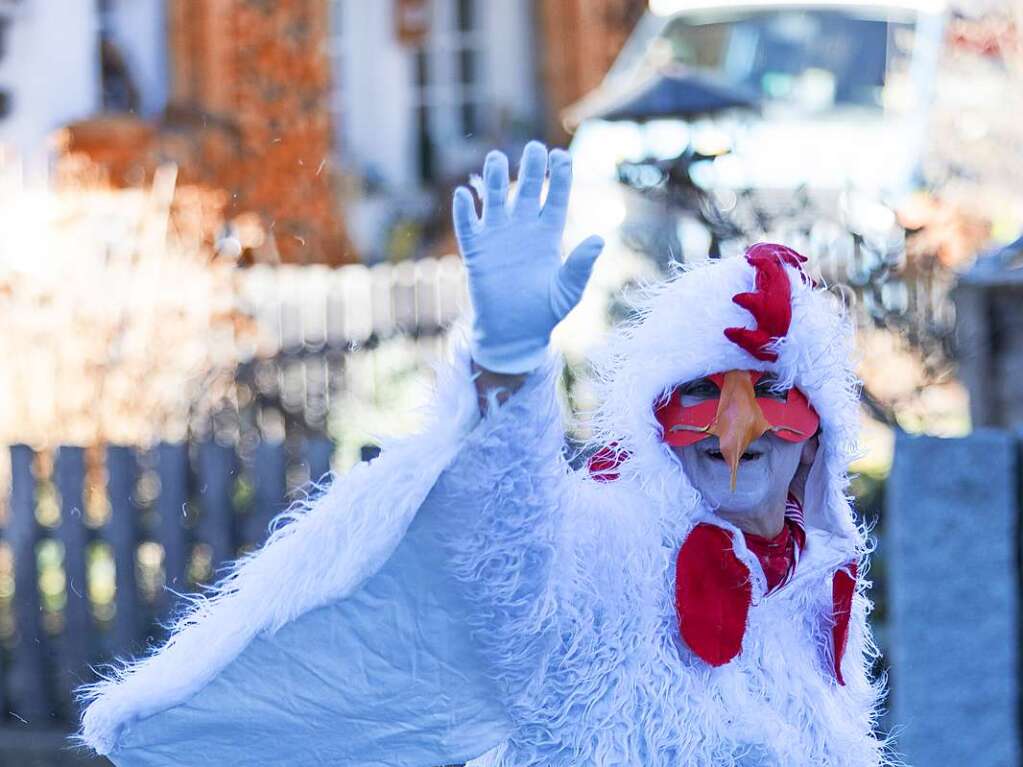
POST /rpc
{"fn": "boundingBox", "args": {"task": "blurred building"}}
[0,0,645,264]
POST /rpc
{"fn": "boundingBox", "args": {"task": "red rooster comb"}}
[723,243,809,362]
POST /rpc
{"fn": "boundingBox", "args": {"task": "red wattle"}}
[831,561,859,685]
[675,524,751,667]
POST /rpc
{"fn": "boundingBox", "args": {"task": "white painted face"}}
[668,375,812,518]
[674,431,804,516]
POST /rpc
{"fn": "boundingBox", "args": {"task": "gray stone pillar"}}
[887,429,1019,766]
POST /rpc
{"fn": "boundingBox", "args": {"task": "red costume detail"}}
[676,497,838,673]
[746,242,809,273]
[743,515,806,594]
[587,443,629,483]
[755,386,820,442]
[675,523,751,667]
[654,371,820,448]
[723,243,812,362]
[724,249,794,362]
[831,561,859,685]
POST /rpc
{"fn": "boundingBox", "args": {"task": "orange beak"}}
[707,370,772,490]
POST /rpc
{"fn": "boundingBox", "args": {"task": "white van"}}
[567,0,948,260]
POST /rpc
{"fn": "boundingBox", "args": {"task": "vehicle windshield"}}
[657,9,916,111]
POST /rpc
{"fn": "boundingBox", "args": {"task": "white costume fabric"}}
[79,254,894,766]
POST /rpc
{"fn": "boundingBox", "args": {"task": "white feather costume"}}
[79,254,895,766]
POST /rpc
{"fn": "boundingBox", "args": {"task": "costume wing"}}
[80,360,512,767]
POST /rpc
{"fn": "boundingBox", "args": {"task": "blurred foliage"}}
[0,158,256,448]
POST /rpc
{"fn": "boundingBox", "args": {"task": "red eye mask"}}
[655,371,819,448]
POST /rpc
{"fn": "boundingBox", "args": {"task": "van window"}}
[660,9,915,111]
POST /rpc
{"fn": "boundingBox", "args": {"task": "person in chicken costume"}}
[79,143,894,767]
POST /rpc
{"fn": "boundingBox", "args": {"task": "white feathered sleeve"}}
[76,345,576,767]
[432,354,572,712]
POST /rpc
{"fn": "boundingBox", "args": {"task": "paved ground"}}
[0,730,109,766]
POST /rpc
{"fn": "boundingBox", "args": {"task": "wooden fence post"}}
[155,443,189,615]
[246,442,287,547]
[104,446,140,656]
[7,445,49,723]
[54,446,91,706]
[197,442,237,570]
[304,438,333,486]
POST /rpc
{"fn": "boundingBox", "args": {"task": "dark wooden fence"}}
[0,437,343,725]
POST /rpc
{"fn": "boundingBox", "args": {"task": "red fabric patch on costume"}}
[587,443,629,483]
[676,498,807,668]
[831,561,859,685]
[742,517,804,594]
[675,524,751,667]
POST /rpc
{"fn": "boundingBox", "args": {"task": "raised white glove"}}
[452,141,605,374]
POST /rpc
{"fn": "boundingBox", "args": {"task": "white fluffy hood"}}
[586,249,865,552]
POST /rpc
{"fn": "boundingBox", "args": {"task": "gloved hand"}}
[452,141,605,374]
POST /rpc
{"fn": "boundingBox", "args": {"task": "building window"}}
[97,0,140,113]
[415,47,434,182]
[0,15,10,120]
[413,0,487,184]
[0,16,10,61]
[455,0,480,135]
[325,1,493,188]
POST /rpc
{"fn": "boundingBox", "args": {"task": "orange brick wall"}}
[165,0,348,264]
[537,0,646,142]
